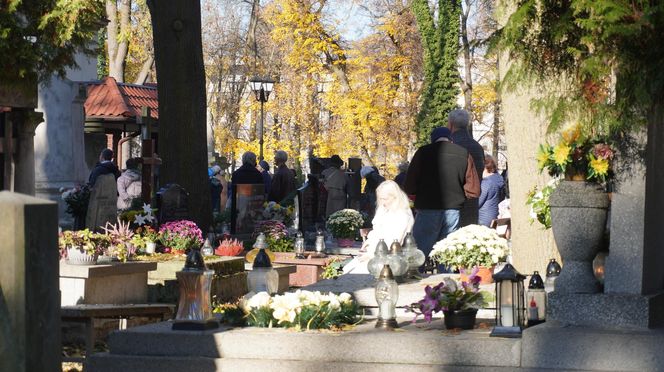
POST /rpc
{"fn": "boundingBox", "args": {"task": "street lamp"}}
[248,75,275,161]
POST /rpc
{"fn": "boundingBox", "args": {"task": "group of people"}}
[88,148,142,211]
[344,109,507,273]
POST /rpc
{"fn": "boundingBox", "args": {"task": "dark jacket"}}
[231,164,263,185]
[404,141,480,210]
[261,170,272,196]
[478,173,505,226]
[394,171,407,190]
[89,161,121,186]
[268,164,296,203]
[210,177,223,213]
[451,129,484,180]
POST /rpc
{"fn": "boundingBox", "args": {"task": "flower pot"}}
[459,266,494,285]
[549,180,609,294]
[145,242,156,254]
[66,246,98,265]
[336,238,355,248]
[443,308,478,330]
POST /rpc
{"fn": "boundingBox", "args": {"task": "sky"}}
[329,0,373,41]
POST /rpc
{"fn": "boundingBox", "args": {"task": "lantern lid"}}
[492,263,526,282]
[546,258,562,277]
[254,233,268,249]
[528,271,545,289]
[378,264,395,280]
[375,239,388,255]
[253,248,273,268]
[403,232,416,248]
[183,247,207,271]
[389,240,402,255]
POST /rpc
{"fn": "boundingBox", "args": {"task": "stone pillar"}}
[0,192,60,372]
[10,109,43,195]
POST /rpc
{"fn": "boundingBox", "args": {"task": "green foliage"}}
[526,180,558,229]
[497,1,664,136]
[326,209,364,239]
[412,0,461,145]
[321,257,346,280]
[266,236,294,253]
[0,0,105,82]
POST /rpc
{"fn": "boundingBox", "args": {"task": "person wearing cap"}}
[404,126,481,261]
[257,160,272,198]
[448,109,485,227]
[322,155,348,217]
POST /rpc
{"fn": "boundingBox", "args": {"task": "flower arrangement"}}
[241,290,359,330]
[253,220,294,252]
[158,220,203,253]
[408,269,492,322]
[215,238,244,256]
[257,201,295,226]
[526,178,560,229]
[430,225,510,270]
[326,209,364,239]
[60,184,90,218]
[101,219,136,262]
[58,229,110,259]
[135,225,159,243]
[537,124,614,182]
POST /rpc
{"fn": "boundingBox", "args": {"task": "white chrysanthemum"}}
[247,291,272,309]
[338,292,352,304]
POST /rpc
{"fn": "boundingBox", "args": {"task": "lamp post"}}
[248,76,275,161]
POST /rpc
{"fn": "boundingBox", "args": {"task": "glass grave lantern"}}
[402,232,426,279]
[593,251,608,286]
[387,240,408,282]
[201,228,215,256]
[544,258,562,293]
[315,231,326,254]
[490,263,526,338]
[172,246,218,330]
[294,231,306,259]
[375,264,399,329]
[368,239,390,279]
[526,271,546,327]
[247,233,279,294]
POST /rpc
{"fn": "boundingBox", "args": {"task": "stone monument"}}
[230,183,264,235]
[85,173,118,231]
[156,184,190,224]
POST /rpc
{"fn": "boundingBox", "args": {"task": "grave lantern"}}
[387,240,408,282]
[544,258,562,293]
[490,263,526,338]
[172,246,218,330]
[315,231,326,254]
[375,264,398,329]
[368,239,389,278]
[593,251,608,285]
[527,271,546,326]
[402,232,426,279]
[247,233,279,294]
[294,231,306,259]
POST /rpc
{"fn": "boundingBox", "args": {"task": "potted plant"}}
[102,218,136,262]
[253,220,294,253]
[59,229,107,265]
[326,209,364,247]
[215,238,244,256]
[408,268,492,329]
[158,219,203,255]
[60,184,91,230]
[430,224,509,284]
[536,124,613,293]
[135,225,159,254]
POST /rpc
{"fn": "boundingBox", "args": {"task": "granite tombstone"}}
[230,183,265,234]
[156,184,190,224]
[85,173,118,231]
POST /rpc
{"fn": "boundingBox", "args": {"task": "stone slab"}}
[60,261,158,278]
[547,291,664,329]
[147,256,244,284]
[521,322,664,371]
[95,319,520,368]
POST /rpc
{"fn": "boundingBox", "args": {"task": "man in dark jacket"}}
[404,127,480,259]
[88,148,121,187]
[449,109,485,227]
[268,150,296,203]
[231,151,264,185]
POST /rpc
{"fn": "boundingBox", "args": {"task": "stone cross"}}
[0,192,60,372]
[86,173,118,231]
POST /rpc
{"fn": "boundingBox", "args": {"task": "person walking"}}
[322,155,347,218]
[268,150,296,203]
[404,127,480,259]
[448,109,484,227]
[478,154,505,226]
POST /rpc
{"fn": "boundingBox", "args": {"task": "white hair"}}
[374,180,411,216]
[448,109,470,129]
[242,151,257,166]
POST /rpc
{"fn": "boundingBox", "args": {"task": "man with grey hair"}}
[448,109,485,227]
[231,151,263,185]
[268,150,297,203]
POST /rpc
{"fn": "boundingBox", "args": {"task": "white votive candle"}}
[379,301,395,319]
[500,305,514,327]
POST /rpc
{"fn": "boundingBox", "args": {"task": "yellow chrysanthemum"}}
[589,156,609,176]
[536,145,551,170]
[552,144,571,167]
[561,124,582,144]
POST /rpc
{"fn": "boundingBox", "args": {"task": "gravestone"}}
[156,184,190,224]
[0,192,60,372]
[86,173,118,231]
[297,180,317,233]
[230,184,265,234]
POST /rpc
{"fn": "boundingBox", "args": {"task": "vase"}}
[459,266,494,285]
[145,242,156,254]
[336,238,355,248]
[443,308,478,330]
[549,180,609,294]
[66,246,98,265]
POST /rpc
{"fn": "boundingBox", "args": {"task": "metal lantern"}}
[294,231,306,259]
[367,239,390,278]
[375,264,399,329]
[247,233,279,294]
[402,232,426,279]
[490,263,526,338]
[526,271,546,326]
[544,258,562,293]
[172,247,219,330]
[387,240,408,282]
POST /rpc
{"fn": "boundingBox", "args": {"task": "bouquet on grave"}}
[60,184,91,217]
[158,220,203,253]
[326,209,364,239]
[256,201,295,226]
[429,225,510,270]
[253,220,294,252]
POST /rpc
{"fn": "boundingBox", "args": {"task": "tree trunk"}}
[133,55,154,84]
[492,61,501,160]
[106,0,130,82]
[147,0,212,232]
[461,0,473,133]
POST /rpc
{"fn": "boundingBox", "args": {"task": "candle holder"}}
[375,264,398,329]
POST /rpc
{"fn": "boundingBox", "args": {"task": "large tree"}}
[147,0,212,231]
